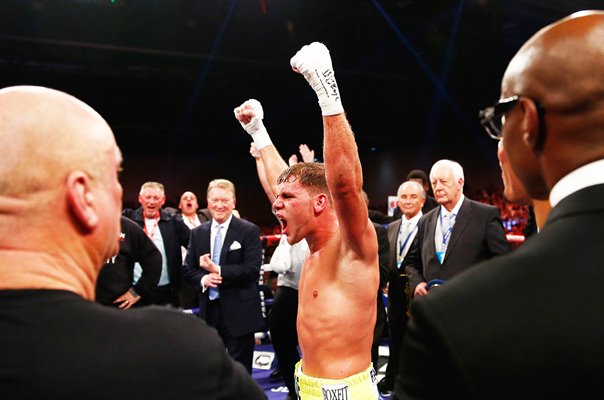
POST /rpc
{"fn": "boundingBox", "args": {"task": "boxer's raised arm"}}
[235,99,288,204]
[290,42,375,259]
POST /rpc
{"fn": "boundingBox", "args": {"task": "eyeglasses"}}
[478,95,520,140]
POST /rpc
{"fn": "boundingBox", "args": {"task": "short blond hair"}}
[139,181,165,195]
[277,162,331,201]
[207,179,236,199]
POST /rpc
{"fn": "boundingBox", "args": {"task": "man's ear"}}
[66,171,98,232]
[519,97,543,153]
[314,193,329,213]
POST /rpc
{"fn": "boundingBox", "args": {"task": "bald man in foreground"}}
[0,86,265,399]
[395,11,604,399]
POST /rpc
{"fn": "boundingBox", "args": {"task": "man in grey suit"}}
[395,10,604,399]
[403,159,509,297]
[182,178,264,374]
[378,181,426,395]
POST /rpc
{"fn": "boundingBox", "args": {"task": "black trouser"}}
[142,284,178,307]
[178,282,200,310]
[206,298,255,374]
[384,270,409,385]
[268,286,300,393]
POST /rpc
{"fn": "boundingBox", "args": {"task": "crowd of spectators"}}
[472,188,530,235]
[135,185,530,242]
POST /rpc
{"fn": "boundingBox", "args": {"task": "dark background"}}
[1,0,600,226]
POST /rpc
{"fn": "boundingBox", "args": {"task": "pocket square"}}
[229,241,242,251]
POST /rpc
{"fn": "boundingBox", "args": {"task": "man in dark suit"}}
[378,180,426,395]
[403,159,509,297]
[96,216,162,308]
[122,181,191,306]
[183,178,264,374]
[395,11,604,399]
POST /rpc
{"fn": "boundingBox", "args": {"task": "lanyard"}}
[143,216,160,239]
[398,222,417,257]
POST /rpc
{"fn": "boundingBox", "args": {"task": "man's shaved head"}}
[0,86,123,298]
[0,86,120,197]
[501,11,604,199]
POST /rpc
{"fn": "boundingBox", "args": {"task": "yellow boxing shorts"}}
[294,361,379,400]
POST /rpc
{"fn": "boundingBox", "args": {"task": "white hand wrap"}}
[290,42,344,116]
[234,99,273,150]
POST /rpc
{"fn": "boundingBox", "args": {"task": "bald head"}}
[0,86,123,298]
[0,86,120,196]
[504,11,604,113]
[501,11,604,198]
[179,191,199,217]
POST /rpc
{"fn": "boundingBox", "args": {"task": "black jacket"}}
[96,216,162,304]
[395,184,604,399]
[122,208,190,290]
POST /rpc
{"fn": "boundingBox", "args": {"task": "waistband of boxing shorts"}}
[294,361,378,399]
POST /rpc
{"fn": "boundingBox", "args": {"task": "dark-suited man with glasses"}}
[396,11,604,400]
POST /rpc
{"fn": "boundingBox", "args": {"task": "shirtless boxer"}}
[234,42,379,399]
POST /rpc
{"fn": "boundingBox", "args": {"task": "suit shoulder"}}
[387,218,401,233]
[234,217,261,232]
[372,221,387,232]
[420,206,439,222]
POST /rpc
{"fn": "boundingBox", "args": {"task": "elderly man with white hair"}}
[403,159,509,297]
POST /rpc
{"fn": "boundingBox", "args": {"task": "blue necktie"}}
[441,213,456,248]
[397,221,412,266]
[444,213,456,234]
[209,225,222,300]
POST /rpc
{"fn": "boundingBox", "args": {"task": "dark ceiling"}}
[2,0,602,221]
[1,0,601,166]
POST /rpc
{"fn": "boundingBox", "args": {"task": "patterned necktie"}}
[442,213,456,248]
[444,213,456,234]
[208,225,222,300]
[397,221,413,265]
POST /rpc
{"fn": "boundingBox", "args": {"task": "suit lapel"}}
[426,210,438,255]
[443,198,472,263]
[388,219,402,264]
[200,223,212,254]
[219,217,239,264]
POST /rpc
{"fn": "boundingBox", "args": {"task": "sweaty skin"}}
[296,231,378,378]
[273,114,379,379]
